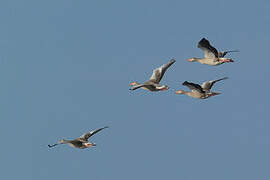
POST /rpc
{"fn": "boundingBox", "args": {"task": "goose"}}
[48,126,108,149]
[130,59,176,91]
[175,77,228,99]
[188,38,237,66]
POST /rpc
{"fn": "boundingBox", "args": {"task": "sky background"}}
[1,0,270,179]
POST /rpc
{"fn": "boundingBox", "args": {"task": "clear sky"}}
[1,0,270,179]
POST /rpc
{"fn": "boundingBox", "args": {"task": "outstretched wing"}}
[182,81,204,93]
[218,50,239,57]
[197,38,218,59]
[201,77,228,92]
[149,59,176,83]
[80,126,109,140]
[129,84,146,91]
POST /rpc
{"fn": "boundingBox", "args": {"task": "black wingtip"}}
[219,77,229,81]
[227,50,240,52]
[182,81,189,85]
[198,38,209,47]
[170,59,176,63]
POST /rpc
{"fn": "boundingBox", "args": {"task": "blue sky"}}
[1,0,270,179]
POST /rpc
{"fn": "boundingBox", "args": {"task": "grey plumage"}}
[198,38,219,59]
[201,77,228,92]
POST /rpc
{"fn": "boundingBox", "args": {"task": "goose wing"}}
[197,38,218,59]
[182,81,204,93]
[201,77,228,92]
[218,50,239,57]
[149,59,176,83]
[129,84,146,91]
[80,126,109,140]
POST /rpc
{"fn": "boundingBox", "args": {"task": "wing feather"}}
[182,81,204,93]
[201,77,228,92]
[80,126,109,140]
[197,38,218,59]
[149,59,176,83]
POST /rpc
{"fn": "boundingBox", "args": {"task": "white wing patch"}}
[203,49,217,59]
[149,68,161,83]
[201,81,211,90]
[80,130,94,139]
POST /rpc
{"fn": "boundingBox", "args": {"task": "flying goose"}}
[175,77,228,99]
[188,38,237,66]
[130,59,176,91]
[48,126,109,149]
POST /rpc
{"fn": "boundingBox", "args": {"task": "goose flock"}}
[49,37,238,149]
